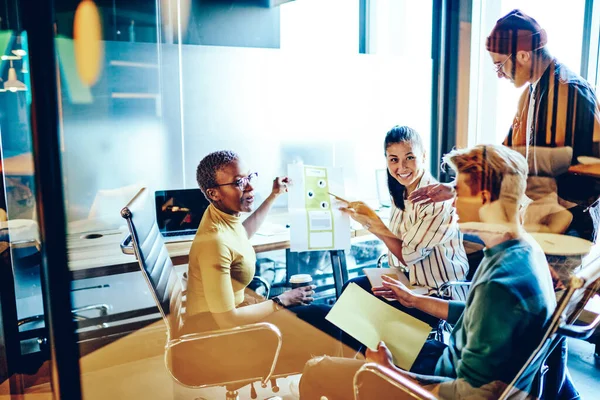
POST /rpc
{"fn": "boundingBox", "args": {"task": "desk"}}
[530,232,593,285]
[67,220,372,280]
[568,163,600,179]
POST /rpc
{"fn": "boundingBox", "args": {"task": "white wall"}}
[180,44,432,205]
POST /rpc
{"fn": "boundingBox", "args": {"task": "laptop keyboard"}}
[164,231,194,237]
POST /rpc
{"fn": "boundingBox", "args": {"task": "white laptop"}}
[154,188,209,243]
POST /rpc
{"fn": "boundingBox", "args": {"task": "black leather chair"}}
[120,188,283,400]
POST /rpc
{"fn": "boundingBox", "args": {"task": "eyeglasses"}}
[494,53,512,74]
[214,172,258,189]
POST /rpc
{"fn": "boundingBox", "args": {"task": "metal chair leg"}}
[225,389,239,400]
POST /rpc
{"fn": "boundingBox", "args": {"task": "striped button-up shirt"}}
[387,172,469,300]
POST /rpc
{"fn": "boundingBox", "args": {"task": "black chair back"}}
[121,188,184,338]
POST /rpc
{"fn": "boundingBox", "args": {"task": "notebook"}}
[154,189,210,243]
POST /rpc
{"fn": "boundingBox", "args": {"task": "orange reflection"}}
[73,0,104,85]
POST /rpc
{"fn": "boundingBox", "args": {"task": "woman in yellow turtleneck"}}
[173,150,356,386]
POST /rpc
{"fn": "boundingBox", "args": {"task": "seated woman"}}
[340,126,469,325]
[173,150,356,386]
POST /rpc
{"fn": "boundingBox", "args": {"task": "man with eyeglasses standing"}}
[487,9,600,239]
[413,9,599,239]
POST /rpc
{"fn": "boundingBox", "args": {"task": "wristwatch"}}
[272,296,285,310]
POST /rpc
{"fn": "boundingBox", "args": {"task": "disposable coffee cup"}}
[290,274,313,289]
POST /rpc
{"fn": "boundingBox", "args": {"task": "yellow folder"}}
[325,283,431,370]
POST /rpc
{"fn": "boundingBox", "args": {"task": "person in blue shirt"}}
[299,144,559,399]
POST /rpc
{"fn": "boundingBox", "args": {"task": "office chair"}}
[353,363,437,400]
[120,188,283,400]
[498,245,600,399]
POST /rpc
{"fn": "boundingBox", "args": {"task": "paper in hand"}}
[325,283,431,370]
[363,268,430,296]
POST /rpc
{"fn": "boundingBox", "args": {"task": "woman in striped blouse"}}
[341,126,469,324]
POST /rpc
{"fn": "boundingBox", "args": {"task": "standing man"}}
[487,9,599,161]
[413,9,600,239]
[486,9,600,239]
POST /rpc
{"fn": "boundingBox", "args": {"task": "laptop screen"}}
[155,189,210,235]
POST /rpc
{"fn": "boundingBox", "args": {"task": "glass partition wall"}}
[0,0,435,398]
[4,0,598,398]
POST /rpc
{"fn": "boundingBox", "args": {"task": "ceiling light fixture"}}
[2,56,27,92]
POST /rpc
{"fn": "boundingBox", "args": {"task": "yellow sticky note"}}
[325,283,431,370]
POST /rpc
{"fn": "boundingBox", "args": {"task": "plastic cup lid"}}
[289,274,313,283]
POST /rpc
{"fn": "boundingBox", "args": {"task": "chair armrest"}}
[72,304,111,320]
[120,234,134,255]
[376,254,388,268]
[353,363,438,400]
[18,314,45,327]
[558,312,600,340]
[437,281,471,298]
[167,322,282,387]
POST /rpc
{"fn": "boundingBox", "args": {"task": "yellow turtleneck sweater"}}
[186,204,256,316]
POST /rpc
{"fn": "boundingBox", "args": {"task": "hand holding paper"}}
[365,341,396,370]
[363,267,430,299]
[325,283,430,370]
[373,275,421,308]
[330,194,395,238]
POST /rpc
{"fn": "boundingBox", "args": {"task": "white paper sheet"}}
[288,164,350,252]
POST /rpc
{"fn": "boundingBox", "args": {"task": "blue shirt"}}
[435,238,556,398]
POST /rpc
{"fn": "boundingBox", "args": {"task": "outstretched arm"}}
[243,176,290,238]
[408,182,455,205]
[372,275,451,320]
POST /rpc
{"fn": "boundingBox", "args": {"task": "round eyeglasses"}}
[494,53,512,74]
[214,172,258,190]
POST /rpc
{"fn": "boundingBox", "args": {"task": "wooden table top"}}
[568,163,600,179]
[67,212,375,280]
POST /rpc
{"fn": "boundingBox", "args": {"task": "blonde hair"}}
[443,144,529,220]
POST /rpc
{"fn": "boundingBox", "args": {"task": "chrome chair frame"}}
[498,247,600,400]
[353,363,438,400]
[121,188,283,399]
[353,247,600,400]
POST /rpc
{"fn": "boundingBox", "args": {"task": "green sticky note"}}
[325,283,431,370]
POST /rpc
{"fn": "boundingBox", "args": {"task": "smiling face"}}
[385,141,426,194]
[206,160,255,215]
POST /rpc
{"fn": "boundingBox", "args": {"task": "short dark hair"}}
[196,150,239,197]
[384,126,424,210]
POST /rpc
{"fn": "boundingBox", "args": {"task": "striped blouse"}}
[387,172,469,300]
